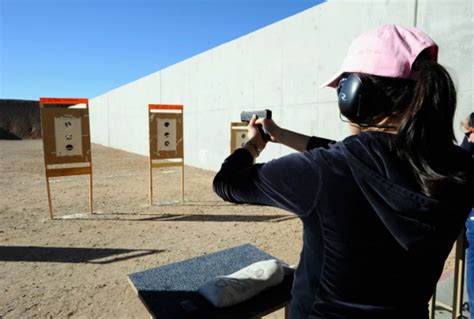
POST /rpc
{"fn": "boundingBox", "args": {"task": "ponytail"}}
[395,59,466,197]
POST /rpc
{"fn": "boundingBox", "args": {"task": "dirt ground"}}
[0,140,455,319]
[0,140,300,319]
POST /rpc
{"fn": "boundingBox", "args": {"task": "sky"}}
[0,0,325,101]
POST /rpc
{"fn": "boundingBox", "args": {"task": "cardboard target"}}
[41,107,91,164]
[148,104,185,205]
[149,112,183,160]
[157,118,177,152]
[39,97,93,219]
[230,122,248,153]
[54,115,83,157]
[235,130,248,148]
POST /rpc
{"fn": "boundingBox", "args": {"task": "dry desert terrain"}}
[0,140,299,318]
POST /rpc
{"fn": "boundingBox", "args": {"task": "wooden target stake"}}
[451,231,466,319]
[39,97,93,219]
[148,104,184,205]
[427,231,466,319]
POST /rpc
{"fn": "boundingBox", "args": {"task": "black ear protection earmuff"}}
[337,73,393,127]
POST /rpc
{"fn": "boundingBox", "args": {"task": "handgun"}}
[240,109,272,141]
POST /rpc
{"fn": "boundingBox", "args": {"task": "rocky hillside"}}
[0,99,41,139]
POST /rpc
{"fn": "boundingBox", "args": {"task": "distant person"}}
[461,113,474,155]
[462,112,474,317]
[213,24,474,318]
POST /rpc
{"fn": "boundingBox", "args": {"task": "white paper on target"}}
[54,115,83,157]
[157,118,177,152]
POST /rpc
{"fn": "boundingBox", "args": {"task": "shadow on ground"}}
[63,213,296,223]
[0,246,164,264]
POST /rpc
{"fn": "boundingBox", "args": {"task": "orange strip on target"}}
[149,104,183,110]
[40,97,89,105]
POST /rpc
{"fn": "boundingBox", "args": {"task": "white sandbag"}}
[198,259,284,308]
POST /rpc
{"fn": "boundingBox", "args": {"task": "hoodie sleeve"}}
[213,148,321,217]
[306,136,335,151]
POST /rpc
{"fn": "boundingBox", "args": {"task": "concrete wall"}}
[90,0,474,171]
[416,0,473,139]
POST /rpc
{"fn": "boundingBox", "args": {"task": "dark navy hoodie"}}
[213,132,473,319]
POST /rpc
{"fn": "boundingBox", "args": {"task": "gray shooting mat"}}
[128,244,293,319]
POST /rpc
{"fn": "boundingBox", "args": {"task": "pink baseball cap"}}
[322,24,438,88]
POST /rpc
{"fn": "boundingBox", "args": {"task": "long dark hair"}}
[367,57,467,197]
